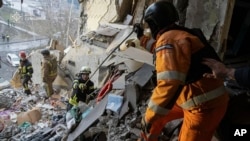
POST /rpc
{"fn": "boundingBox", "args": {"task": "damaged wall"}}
[78,0,133,33]
[60,42,106,87]
[185,0,235,58]
[77,0,235,58]
[60,0,236,92]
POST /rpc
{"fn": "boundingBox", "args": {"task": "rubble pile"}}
[0,30,184,141]
[0,86,69,141]
[66,45,183,141]
[80,26,120,49]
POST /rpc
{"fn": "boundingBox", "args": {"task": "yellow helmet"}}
[80,66,91,74]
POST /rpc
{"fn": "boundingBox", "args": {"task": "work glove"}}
[69,95,78,106]
[79,83,87,90]
[86,95,91,103]
[133,23,144,39]
[141,117,151,134]
[86,93,95,103]
[138,117,152,141]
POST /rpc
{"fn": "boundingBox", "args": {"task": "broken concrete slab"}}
[112,73,126,89]
[119,100,129,119]
[125,82,140,111]
[67,95,108,141]
[123,14,133,25]
[124,59,144,73]
[114,47,154,66]
[105,27,134,54]
[95,27,120,37]
[130,63,155,87]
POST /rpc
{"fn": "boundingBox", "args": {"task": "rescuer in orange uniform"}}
[134,1,229,141]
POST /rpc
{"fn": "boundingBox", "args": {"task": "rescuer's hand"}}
[133,23,144,39]
[69,95,78,106]
[138,117,151,141]
[86,93,95,103]
[79,83,87,90]
[141,116,151,134]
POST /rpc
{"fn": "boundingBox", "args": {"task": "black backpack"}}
[160,26,222,109]
[183,27,221,84]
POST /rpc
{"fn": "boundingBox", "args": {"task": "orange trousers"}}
[148,99,228,141]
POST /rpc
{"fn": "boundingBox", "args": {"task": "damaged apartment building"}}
[1,0,250,141]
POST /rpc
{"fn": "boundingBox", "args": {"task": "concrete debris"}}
[0,77,11,90]
[63,41,182,141]
[0,95,14,109]
[80,27,119,49]
[0,32,183,141]
[1,0,248,140]
[0,84,69,141]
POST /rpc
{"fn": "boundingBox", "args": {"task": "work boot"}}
[24,89,31,95]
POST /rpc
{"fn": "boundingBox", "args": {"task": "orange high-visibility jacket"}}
[142,29,228,125]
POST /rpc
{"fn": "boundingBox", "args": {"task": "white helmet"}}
[80,66,91,74]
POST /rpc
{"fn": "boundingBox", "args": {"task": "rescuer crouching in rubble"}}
[19,51,33,95]
[41,49,58,98]
[68,66,95,109]
[134,1,229,141]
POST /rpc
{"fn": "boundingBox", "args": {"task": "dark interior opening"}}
[224,0,250,68]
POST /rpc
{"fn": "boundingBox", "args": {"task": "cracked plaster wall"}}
[184,0,235,57]
[78,0,234,57]
[66,0,234,86]
[60,42,106,87]
[78,0,132,33]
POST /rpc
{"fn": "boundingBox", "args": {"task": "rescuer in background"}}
[19,51,33,95]
[41,49,58,98]
[69,66,95,107]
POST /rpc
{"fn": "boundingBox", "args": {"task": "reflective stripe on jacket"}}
[19,59,33,77]
[71,78,95,103]
[144,30,227,124]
